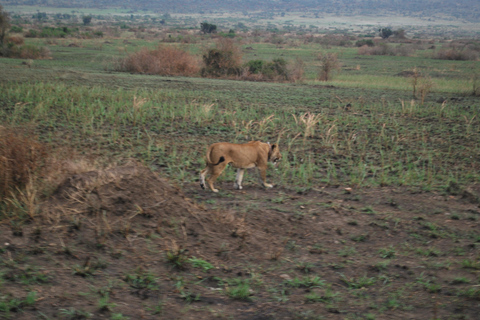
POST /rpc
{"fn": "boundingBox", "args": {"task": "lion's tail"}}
[213,156,225,165]
[206,148,225,166]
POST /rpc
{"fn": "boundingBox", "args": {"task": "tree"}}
[200,22,217,34]
[0,5,10,51]
[82,15,92,25]
[317,52,340,82]
[379,28,393,39]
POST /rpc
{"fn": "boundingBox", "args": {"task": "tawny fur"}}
[200,141,281,192]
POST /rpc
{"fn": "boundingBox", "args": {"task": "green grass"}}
[2,76,477,190]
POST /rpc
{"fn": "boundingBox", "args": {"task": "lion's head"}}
[268,143,281,165]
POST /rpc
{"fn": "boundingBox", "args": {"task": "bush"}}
[242,58,290,81]
[355,39,374,47]
[1,42,50,59]
[6,35,24,45]
[358,43,414,57]
[432,48,479,61]
[201,38,242,77]
[13,44,51,59]
[115,45,199,76]
[0,128,48,200]
[10,25,23,33]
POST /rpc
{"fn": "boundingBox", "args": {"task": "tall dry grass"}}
[115,45,200,76]
[0,128,48,200]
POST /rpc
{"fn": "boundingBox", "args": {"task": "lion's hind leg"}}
[207,162,227,193]
[200,167,210,189]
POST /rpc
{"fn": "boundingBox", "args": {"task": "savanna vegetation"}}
[0,5,480,320]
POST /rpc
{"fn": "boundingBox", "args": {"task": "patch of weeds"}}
[421,222,445,238]
[378,246,396,259]
[296,261,315,274]
[372,260,390,271]
[0,291,37,317]
[457,286,480,299]
[328,262,346,270]
[424,282,441,293]
[286,240,299,251]
[305,287,340,303]
[285,276,325,288]
[309,243,327,254]
[294,309,324,320]
[98,294,116,312]
[451,213,461,220]
[72,264,96,277]
[452,247,466,256]
[124,268,159,290]
[270,195,286,204]
[338,246,357,257]
[59,307,93,319]
[415,247,442,257]
[226,279,252,301]
[188,257,214,272]
[361,206,376,214]
[146,300,164,315]
[369,221,389,229]
[461,259,480,270]
[451,277,470,284]
[2,265,50,284]
[416,272,441,293]
[111,314,129,320]
[165,245,188,270]
[340,274,376,289]
[351,233,369,242]
[268,287,289,303]
[179,290,201,303]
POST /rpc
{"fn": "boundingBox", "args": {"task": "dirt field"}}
[1,164,479,319]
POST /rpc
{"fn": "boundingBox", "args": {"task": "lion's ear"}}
[271,144,277,150]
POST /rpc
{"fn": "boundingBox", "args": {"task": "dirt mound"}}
[42,165,239,259]
[40,164,289,265]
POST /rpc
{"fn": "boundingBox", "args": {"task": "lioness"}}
[200,141,281,192]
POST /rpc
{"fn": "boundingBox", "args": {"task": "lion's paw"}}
[264,183,273,188]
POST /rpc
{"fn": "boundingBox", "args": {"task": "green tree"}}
[200,22,217,34]
[82,15,92,25]
[379,28,393,39]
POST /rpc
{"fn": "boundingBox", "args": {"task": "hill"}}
[3,0,480,22]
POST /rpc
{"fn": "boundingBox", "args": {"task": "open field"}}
[1,11,480,319]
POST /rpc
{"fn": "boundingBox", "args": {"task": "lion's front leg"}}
[234,169,245,190]
[257,166,273,189]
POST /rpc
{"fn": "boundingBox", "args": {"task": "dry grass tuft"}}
[0,127,48,201]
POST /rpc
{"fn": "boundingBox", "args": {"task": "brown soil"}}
[1,164,479,319]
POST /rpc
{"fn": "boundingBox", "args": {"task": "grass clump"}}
[226,279,252,301]
[0,129,47,198]
[124,268,159,290]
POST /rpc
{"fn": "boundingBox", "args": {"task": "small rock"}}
[279,274,291,280]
